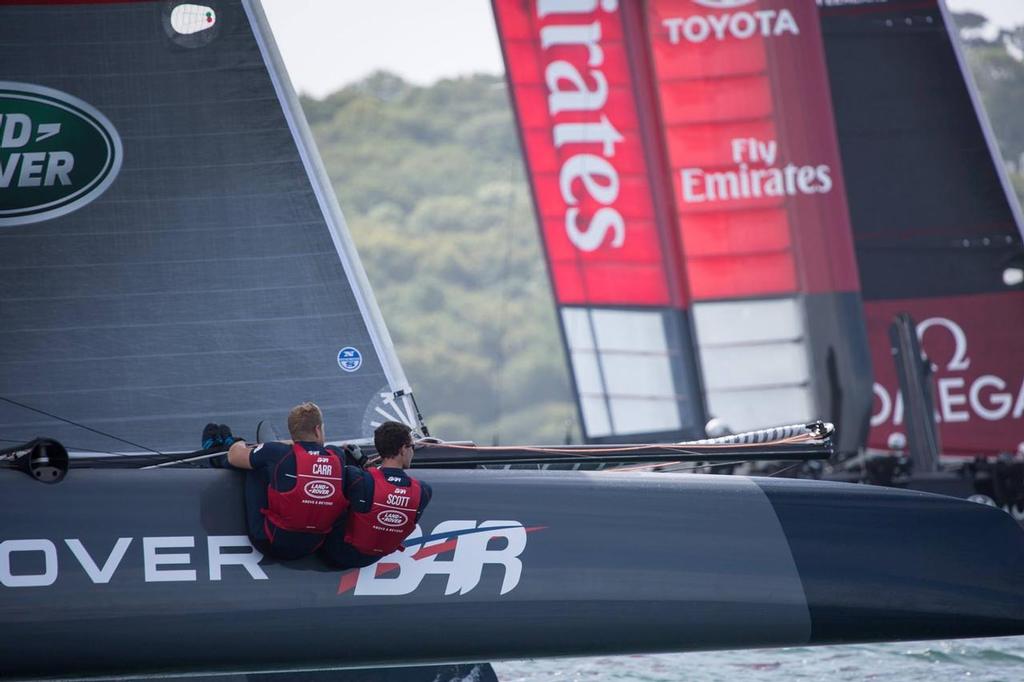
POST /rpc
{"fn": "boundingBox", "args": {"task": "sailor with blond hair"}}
[227,402,365,560]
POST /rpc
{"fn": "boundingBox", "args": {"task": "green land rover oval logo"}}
[0,82,122,226]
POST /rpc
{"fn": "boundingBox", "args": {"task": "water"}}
[491,636,1024,681]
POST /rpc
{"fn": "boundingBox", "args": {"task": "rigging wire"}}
[768,461,805,477]
[0,392,828,470]
[0,395,165,456]
[491,163,517,446]
[0,436,122,458]
[140,449,230,469]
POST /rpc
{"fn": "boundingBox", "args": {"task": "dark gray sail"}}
[0,0,410,454]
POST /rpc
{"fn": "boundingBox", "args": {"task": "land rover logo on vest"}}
[378,510,408,527]
[0,82,122,227]
[304,480,335,499]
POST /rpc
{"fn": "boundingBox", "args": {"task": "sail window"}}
[694,299,815,431]
[562,308,682,438]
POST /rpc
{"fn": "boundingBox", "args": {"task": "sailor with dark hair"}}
[225,402,366,560]
[321,420,432,569]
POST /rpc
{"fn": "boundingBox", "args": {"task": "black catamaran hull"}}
[1,468,1022,679]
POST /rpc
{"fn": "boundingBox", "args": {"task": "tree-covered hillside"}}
[302,73,577,445]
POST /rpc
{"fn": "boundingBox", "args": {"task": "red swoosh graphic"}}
[337,526,546,594]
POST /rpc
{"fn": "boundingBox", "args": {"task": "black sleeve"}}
[249,442,288,470]
[343,466,373,513]
[415,481,432,522]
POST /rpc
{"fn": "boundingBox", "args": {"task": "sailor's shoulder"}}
[250,440,291,464]
[417,479,432,500]
[379,467,410,485]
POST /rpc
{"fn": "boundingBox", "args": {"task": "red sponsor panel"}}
[501,40,545,85]
[681,208,791,257]
[494,0,682,308]
[540,210,668,305]
[512,83,643,129]
[663,120,779,170]
[522,126,651,175]
[532,172,657,221]
[675,183,788,214]
[549,260,670,305]
[658,74,774,125]
[580,263,671,303]
[502,41,636,90]
[646,0,859,300]
[764,0,861,294]
[494,0,620,40]
[685,251,797,300]
[492,0,534,40]
[648,23,767,80]
[541,216,664,263]
[866,293,1024,456]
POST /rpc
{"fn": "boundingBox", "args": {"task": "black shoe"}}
[201,423,220,450]
[218,424,236,447]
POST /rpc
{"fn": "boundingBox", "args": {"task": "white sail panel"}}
[562,307,682,437]
[695,299,815,432]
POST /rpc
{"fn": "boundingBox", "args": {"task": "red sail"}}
[496,0,1023,457]
[640,0,871,451]
[493,0,706,442]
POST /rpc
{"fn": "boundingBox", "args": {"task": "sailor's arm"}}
[227,440,253,469]
[415,481,432,522]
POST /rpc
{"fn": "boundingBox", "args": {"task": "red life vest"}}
[262,443,347,536]
[344,468,422,557]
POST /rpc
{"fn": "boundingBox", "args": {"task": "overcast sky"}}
[261,0,1024,99]
[261,0,504,98]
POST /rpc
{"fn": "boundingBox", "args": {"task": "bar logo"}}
[338,521,546,597]
[0,82,122,227]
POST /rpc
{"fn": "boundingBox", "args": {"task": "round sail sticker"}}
[337,347,362,373]
[169,4,216,35]
[161,2,221,48]
[0,82,122,227]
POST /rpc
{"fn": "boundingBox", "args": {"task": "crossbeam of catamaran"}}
[409,422,834,468]
[0,420,834,480]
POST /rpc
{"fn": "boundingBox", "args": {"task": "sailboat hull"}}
[1,468,1022,678]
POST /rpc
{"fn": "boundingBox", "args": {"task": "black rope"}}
[0,395,164,456]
